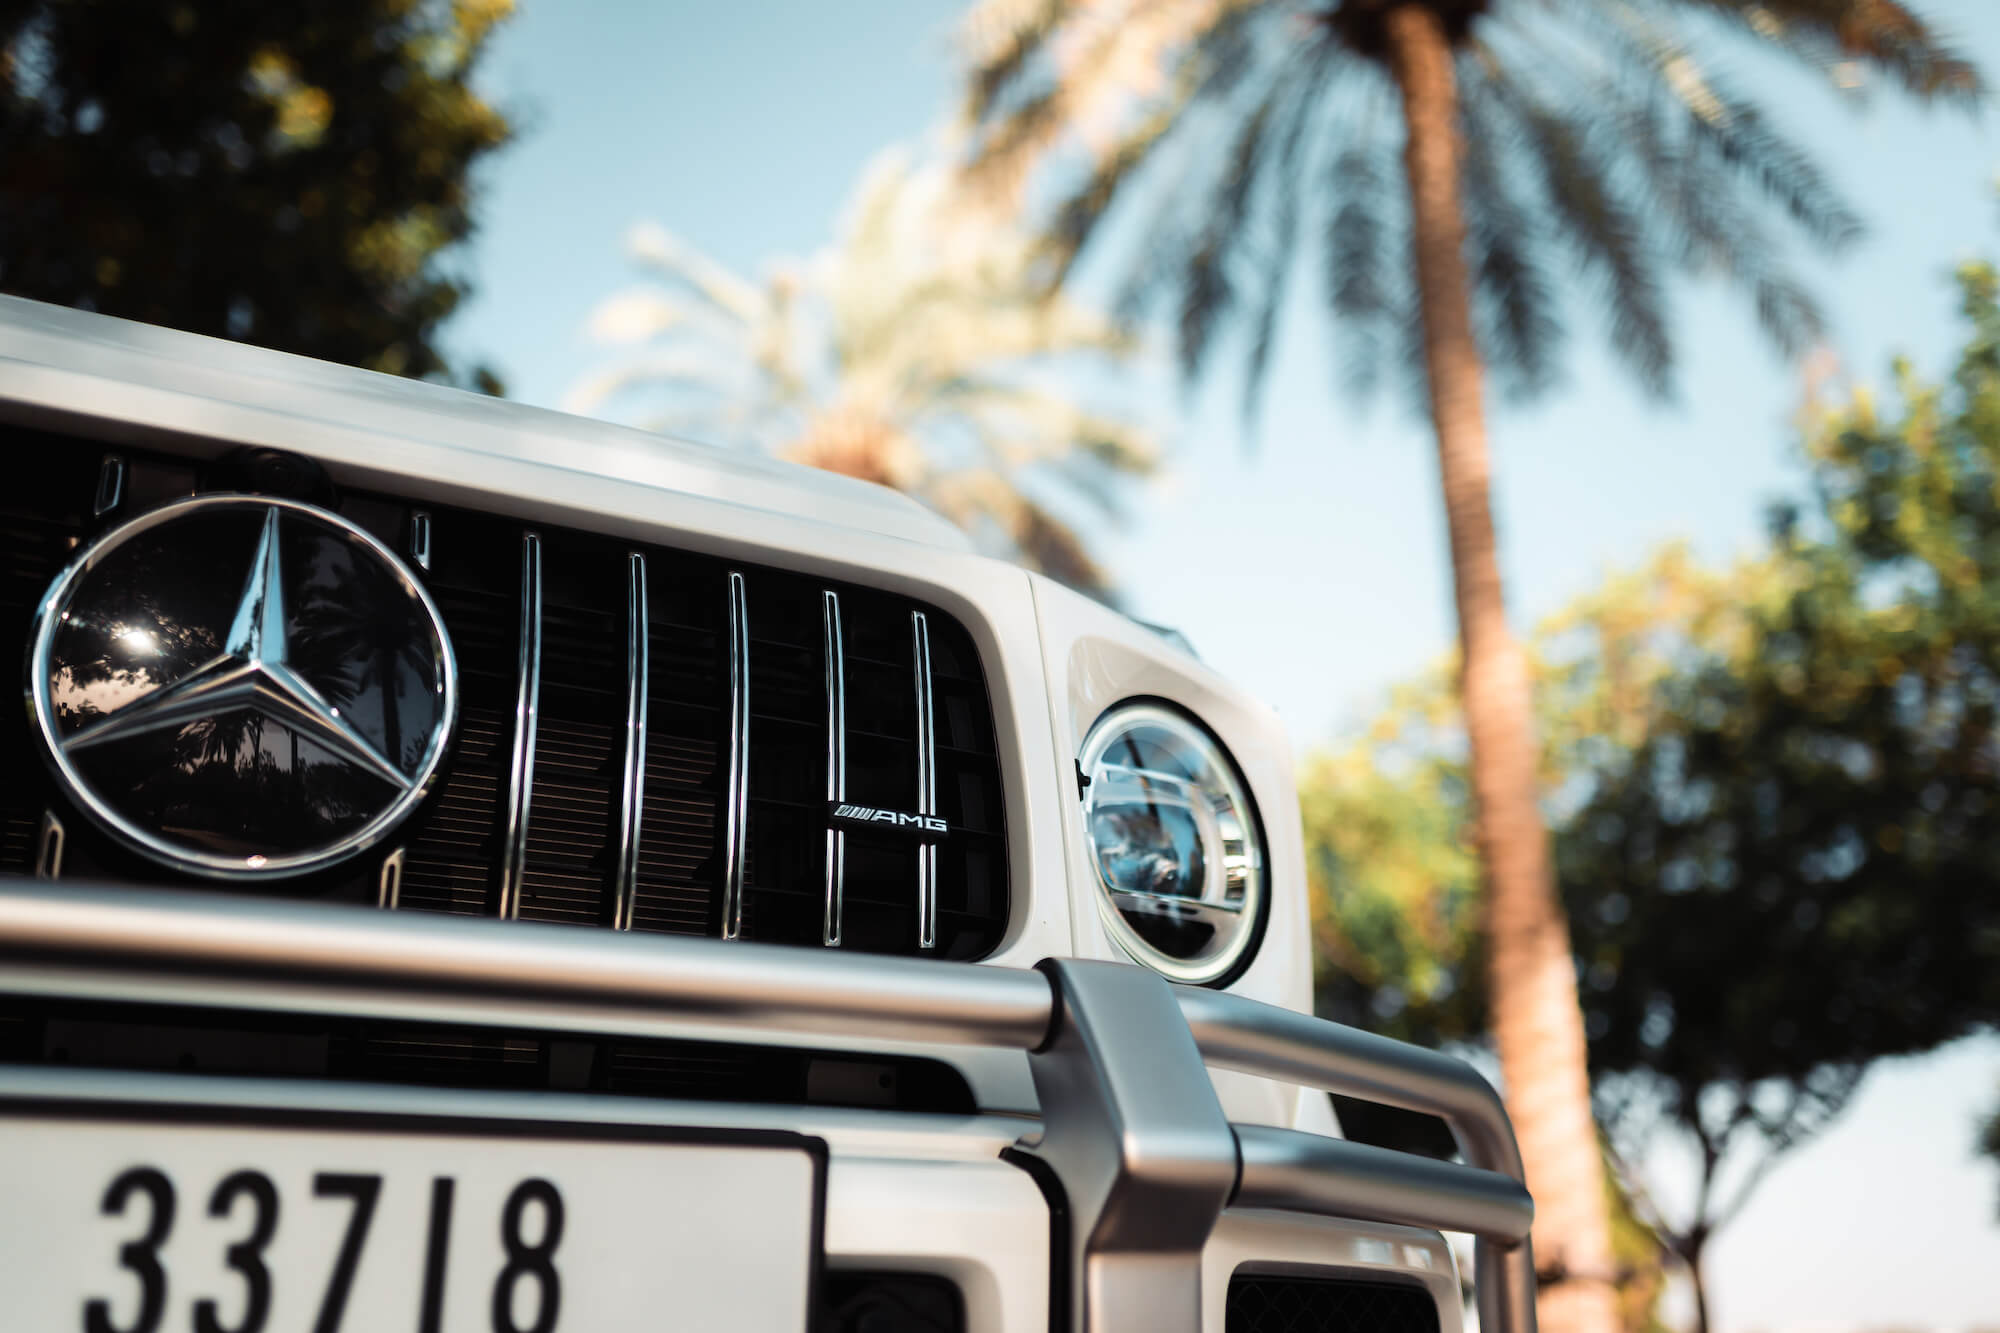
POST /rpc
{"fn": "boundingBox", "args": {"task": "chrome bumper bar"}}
[0,883,1535,1333]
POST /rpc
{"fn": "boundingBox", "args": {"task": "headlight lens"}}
[1078,702,1267,984]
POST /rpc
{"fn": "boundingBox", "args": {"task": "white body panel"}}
[0,298,1463,1332]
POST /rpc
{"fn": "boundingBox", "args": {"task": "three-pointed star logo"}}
[62,507,412,791]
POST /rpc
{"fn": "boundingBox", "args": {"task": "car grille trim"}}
[822,589,847,947]
[721,568,751,940]
[0,435,1013,959]
[612,551,649,931]
[913,609,938,950]
[496,531,542,921]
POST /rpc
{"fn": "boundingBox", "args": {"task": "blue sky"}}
[453,4,2000,1326]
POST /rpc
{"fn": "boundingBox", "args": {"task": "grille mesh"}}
[1226,1276,1441,1333]
[0,433,1009,959]
[0,995,976,1114]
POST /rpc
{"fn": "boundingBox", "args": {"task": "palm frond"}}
[1039,95,1184,291]
[1177,81,1288,379]
[1008,494,1116,596]
[960,83,1069,209]
[929,380,1158,476]
[1682,0,1982,103]
[1459,72,1563,400]
[958,0,1066,123]
[1750,270,1823,359]
[622,221,765,322]
[953,0,1982,442]
[1618,91,1828,358]
[1564,0,1864,249]
[575,145,1154,596]
[931,470,1116,597]
[1479,42,1674,395]
[1322,140,1400,401]
[1239,47,1338,431]
[959,0,1231,211]
[1030,2,1274,293]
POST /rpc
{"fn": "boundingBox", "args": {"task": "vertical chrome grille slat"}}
[92,455,125,517]
[496,532,543,920]
[408,510,432,572]
[912,610,938,950]
[822,590,846,947]
[377,848,405,909]
[33,810,64,880]
[720,570,751,940]
[613,553,649,931]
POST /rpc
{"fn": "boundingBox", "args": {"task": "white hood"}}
[0,295,971,553]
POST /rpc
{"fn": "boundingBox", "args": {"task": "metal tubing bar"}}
[1022,960,1238,1333]
[1176,986,1538,1333]
[911,610,937,950]
[1233,1124,1534,1244]
[496,532,543,920]
[822,590,846,947]
[1176,987,1522,1174]
[0,882,1056,1050]
[612,552,649,931]
[720,571,750,940]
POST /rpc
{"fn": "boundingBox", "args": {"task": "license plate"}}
[0,1102,824,1333]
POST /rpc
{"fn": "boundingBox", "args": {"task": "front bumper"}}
[0,882,1536,1333]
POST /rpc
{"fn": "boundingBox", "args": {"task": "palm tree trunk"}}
[1379,9,1618,1333]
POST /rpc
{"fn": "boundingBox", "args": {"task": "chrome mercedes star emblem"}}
[27,494,458,879]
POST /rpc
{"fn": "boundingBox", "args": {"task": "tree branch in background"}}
[569,149,1158,599]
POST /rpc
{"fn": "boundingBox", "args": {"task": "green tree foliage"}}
[1312,543,1747,1044]
[1308,262,2000,1331]
[0,0,513,386]
[571,151,1157,597]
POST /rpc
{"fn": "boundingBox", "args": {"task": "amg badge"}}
[827,802,950,840]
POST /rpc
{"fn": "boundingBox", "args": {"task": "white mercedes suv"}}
[0,295,1535,1333]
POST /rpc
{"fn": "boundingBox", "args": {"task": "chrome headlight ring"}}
[1078,700,1269,985]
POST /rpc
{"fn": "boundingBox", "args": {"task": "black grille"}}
[1226,1275,1441,1333]
[0,432,1009,958]
[0,996,975,1114]
[821,1272,964,1333]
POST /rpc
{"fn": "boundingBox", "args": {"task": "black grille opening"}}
[821,1271,965,1333]
[1226,1275,1441,1333]
[0,433,1010,959]
[0,996,976,1115]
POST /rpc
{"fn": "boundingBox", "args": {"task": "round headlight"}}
[1078,701,1268,984]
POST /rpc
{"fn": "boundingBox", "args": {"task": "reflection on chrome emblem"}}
[26,495,458,879]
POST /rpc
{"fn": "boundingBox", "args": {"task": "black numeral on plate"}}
[83,1167,176,1333]
[80,1165,568,1333]
[310,1173,381,1333]
[493,1179,564,1333]
[194,1170,278,1333]
[418,1177,457,1333]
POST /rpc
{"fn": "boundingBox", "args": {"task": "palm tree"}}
[955,4,1978,1331]
[569,149,1157,596]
